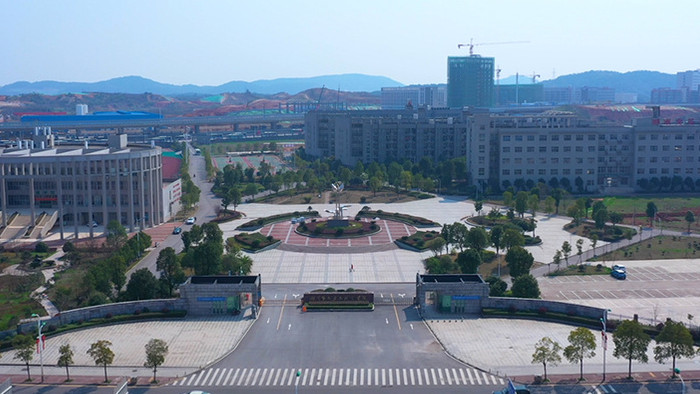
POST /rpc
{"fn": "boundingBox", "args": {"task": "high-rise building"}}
[677,70,700,91]
[381,85,447,109]
[447,56,494,108]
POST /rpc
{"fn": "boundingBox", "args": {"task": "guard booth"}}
[415,273,489,315]
[179,275,262,316]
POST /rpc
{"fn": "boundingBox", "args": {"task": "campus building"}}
[304,108,471,166]
[306,107,700,194]
[0,127,165,240]
[447,56,494,108]
[381,85,447,109]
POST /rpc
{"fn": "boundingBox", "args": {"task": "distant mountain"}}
[0,74,404,96]
[542,70,676,102]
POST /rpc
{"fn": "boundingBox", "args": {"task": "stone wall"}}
[483,297,606,320]
[16,299,185,335]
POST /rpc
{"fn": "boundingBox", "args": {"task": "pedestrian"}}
[351,264,354,272]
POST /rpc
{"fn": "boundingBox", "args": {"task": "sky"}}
[2,0,698,87]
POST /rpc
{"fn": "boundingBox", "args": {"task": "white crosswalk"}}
[172,367,505,387]
[591,384,618,393]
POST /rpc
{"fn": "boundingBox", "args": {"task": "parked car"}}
[172,226,182,234]
[611,267,627,280]
[291,216,306,224]
[185,217,196,225]
[613,264,626,273]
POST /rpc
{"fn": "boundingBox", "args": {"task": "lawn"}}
[603,196,700,232]
[594,235,700,261]
[258,187,432,205]
[0,273,45,331]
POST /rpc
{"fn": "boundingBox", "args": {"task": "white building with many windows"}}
[0,128,164,241]
[305,108,700,194]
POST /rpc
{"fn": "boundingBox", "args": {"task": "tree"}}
[474,200,483,216]
[561,241,572,266]
[105,220,128,250]
[563,327,597,381]
[505,246,534,278]
[156,247,186,297]
[87,340,115,383]
[426,237,446,257]
[515,191,529,217]
[501,228,525,252]
[229,188,242,212]
[457,249,482,274]
[503,191,514,207]
[532,337,562,382]
[485,276,507,296]
[544,196,555,215]
[685,211,695,233]
[576,238,584,265]
[490,225,504,256]
[528,194,540,217]
[369,176,382,196]
[124,268,159,300]
[12,335,34,381]
[144,338,169,383]
[590,234,598,256]
[613,320,651,379]
[220,188,232,214]
[646,201,658,227]
[654,320,697,377]
[593,206,608,230]
[57,343,75,381]
[466,227,490,251]
[608,211,623,228]
[244,182,259,201]
[451,222,469,252]
[552,250,562,271]
[511,274,540,298]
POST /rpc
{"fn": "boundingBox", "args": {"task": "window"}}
[638,146,646,151]
[552,146,559,152]
[563,157,571,164]
[577,158,583,164]
[539,135,547,141]
[576,146,583,152]
[551,158,559,164]
[564,135,572,141]
[527,147,535,152]
[514,169,522,175]
[550,169,558,175]
[502,169,510,175]
[650,146,658,151]
[502,147,510,153]
[538,169,546,175]
[478,168,485,176]
[662,157,670,163]
[637,168,645,174]
[639,135,647,140]
[564,146,571,152]
[649,168,657,174]
[651,135,658,140]
[551,135,559,141]
[503,135,511,142]
[575,169,583,175]
[527,135,535,141]
[650,157,658,163]
[688,145,695,151]
[675,145,682,151]
[662,145,670,151]
[563,169,571,175]
[588,146,596,152]
[502,158,510,164]
[479,145,485,153]
[515,158,522,164]
[675,134,683,140]
[638,157,645,163]
[526,169,534,175]
[661,168,669,174]
[515,147,522,152]
[515,135,523,141]
[588,135,596,141]
[527,158,535,164]
[539,146,547,152]
[576,134,584,141]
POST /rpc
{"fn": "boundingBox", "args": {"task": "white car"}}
[185,217,196,225]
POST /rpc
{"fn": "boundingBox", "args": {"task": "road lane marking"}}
[276,294,287,330]
[229,368,241,385]
[266,317,270,324]
[391,294,402,330]
[288,323,292,330]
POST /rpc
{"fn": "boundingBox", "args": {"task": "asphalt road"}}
[126,144,219,278]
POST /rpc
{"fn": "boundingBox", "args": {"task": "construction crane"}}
[531,72,541,83]
[316,85,326,110]
[457,38,529,56]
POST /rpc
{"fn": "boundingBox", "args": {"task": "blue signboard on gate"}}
[452,295,481,300]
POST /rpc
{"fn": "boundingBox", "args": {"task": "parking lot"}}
[539,259,700,323]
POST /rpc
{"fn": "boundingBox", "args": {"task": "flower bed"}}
[233,232,279,251]
[396,230,441,251]
[356,207,439,227]
[236,210,320,230]
[296,219,380,238]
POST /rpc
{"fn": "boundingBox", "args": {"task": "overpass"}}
[0,113,304,133]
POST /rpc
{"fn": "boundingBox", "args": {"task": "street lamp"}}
[600,309,611,381]
[30,313,45,382]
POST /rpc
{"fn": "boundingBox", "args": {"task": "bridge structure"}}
[0,113,305,134]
